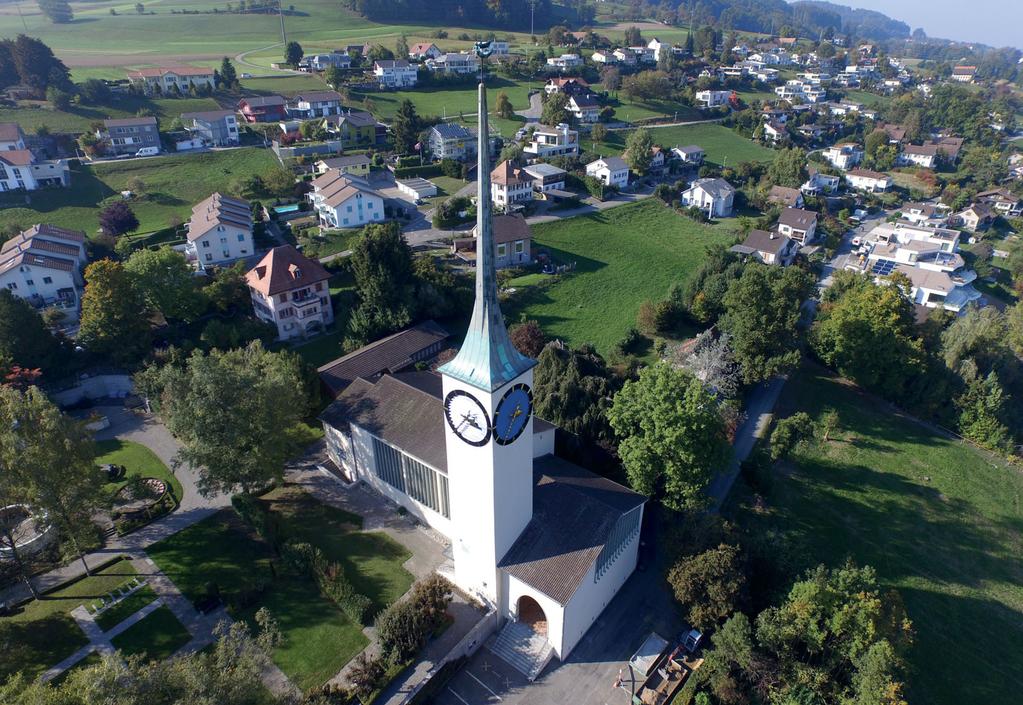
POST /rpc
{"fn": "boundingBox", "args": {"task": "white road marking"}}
[447,687,471,705]
[467,670,503,700]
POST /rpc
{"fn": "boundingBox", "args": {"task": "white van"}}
[135,146,160,157]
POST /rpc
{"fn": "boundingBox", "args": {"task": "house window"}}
[222,250,230,258]
[371,437,450,518]
[43,277,52,284]
[6,283,17,290]
[237,233,246,241]
[205,254,213,262]
[514,241,524,254]
[202,240,210,248]
[497,244,507,257]
[25,279,33,286]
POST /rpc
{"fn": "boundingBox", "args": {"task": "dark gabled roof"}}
[430,123,475,140]
[181,109,235,122]
[742,229,791,256]
[239,95,286,108]
[768,185,801,207]
[317,320,450,397]
[778,207,817,230]
[499,455,646,605]
[103,117,157,128]
[294,90,343,104]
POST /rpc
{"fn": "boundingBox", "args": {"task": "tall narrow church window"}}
[371,436,450,518]
[594,506,641,581]
[373,438,405,492]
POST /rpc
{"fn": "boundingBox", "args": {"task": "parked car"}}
[135,146,160,157]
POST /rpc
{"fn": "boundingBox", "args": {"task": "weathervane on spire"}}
[474,41,492,83]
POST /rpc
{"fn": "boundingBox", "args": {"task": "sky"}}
[828,1,1023,50]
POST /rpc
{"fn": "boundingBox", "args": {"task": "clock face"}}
[493,383,533,446]
[444,390,491,447]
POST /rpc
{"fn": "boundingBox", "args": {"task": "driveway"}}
[515,92,542,122]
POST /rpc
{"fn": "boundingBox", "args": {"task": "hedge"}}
[394,164,443,179]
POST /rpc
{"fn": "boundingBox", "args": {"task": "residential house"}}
[544,78,590,97]
[931,136,964,164]
[127,66,216,94]
[696,90,731,108]
[586,156,629,188]
[521,163,568,196]
[975,188,1023,217]
[452,213,532,269]
[322,110,378,149]
[900,202,948,226]
[953,203,995,232]
[428,123,476,162]
[0,127,69,191]
[671,144,705,166]
[0,122,25,151]
[768,185,804,208]
[409,43,443,61]
[0,224,87,314]
[547,54,583,70]
[289,91,343,118]
[681,178,735,218]
[648,146,666,173]
[591,50,616,64]
[185,193,253,270]
[763,120,787,143]
[822,142,863,170]
[897,143,939,169]
[796,124,826,141]
[881,123,907,144]
[237,95,288,123]
[523,123,579,159]
[733,229,799,266]
[489,41,509,56]
[951,65,977,83]
[491,160,534,209]
[801,166,840,195]
[612,48,637,66]
[428,53,479,75]
[308,169,385,229]
[245,245,333,340]
[844,168,891,193]
[315,153,372,177]
[629,46,656,63]
[776,207,818,244]
[180,110,239,147]
[567,94,600,123]
[305,53,350,71]
[98,117,160,156]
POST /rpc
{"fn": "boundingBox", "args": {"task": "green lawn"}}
[110,605,191,661]
[0,148,278,237]
[0,557,137,681]
[0,96,222,134]
[351,76,533,121]
[293,327,346,368]
[94,584,159,633]
[296,228,364,259]
[728,366,1023,705]
[96,439,184,508]
[505,199,739,354]
[147,489,413,691]
[842,90,893,108]
[585,123,776,166]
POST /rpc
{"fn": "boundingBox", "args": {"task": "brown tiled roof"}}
[187,193,251,242]
[499,455,646,605]
[246,245,330,297]
[847,168,888,180]
[0,251,75,277]
[312,170,379,208]
[768,185,801,207]
[778,207,817,231]
[317,320,450,397]
[1,226,82,258]
[0,122,22,142]
[882,124,906,141]
[741,229,791,256]
[491,160,527,187]
[0,149,34,167]
[318,154,372,169]
[472,213,531,245]
[903,143,938,156]
[323,110,377,128]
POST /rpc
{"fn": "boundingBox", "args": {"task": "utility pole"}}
[14,0,27,32]
[530,0,537,43]
[278,0,287,47]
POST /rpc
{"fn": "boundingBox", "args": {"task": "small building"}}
[0,140,69,191]
[586,156,629,188]
[0,224,87,314]
[308,170,385,229]
[491,160,534,209]
[733,229,799,266]
[547,54,583,70]
[975,188,1023,217]
[680,178,735,218]
[523,123,579,159]
[768,185,804,208]
[544,78,590,97]
[315,153,372,177]
[0,122,26,151]
[822,142,862,170]
[374,60,419,89]
[522,163,568,196]
[671,145,704,166]
[897,143,938,169]
[289,91,344,119]
[951,65,977,83]
[900,202,947,226]
[98,117,160,156]
[409,43,443,61]
[322,110,378,149]
[453,213,532,269]
[776,207,818,244]
[428,53,479,75]
[245,245,334,340]
[591,51,616,65]
[237,95,288,123]
[762,120,787,143]
[305,52,350,71]
[695,90,731,108]
[396,177,438,201]
[127,66,216,94]
[953,203,995,232]
[567,94,600,123]
[180,110,239,147]
[428,123,477,162]
[844,168,891,193]
[185,193,253,270]
[801,166,840,195]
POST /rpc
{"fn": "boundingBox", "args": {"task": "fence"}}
[272,140,345,160]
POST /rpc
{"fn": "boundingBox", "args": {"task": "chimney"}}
[770,231,776,239]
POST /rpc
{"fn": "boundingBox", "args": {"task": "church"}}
[319,78,645,677]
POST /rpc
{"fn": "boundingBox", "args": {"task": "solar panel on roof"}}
[871,259,896,276]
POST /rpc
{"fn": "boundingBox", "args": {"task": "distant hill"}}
[340,0,556,31]
[790,1,911,41]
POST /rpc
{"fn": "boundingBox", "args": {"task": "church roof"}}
[499,455,646,605]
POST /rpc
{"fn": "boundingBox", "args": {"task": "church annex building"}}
[319,80,645,674]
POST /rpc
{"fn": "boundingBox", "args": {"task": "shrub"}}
[376,574,453,661]
[768,411,813,461]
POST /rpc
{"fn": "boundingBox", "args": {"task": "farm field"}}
[505,199,739,354]
[584,123,776,165]
[728,365,1023,705]
[0,148,278,237]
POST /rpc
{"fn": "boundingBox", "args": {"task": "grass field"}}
[94,584,159,632]
[110,605,191,661]
[728,365,1023,705]
[292,328,346,368]
[505,199,739,354]
[351,76,534,121]
[0,557,137,681]
[842,90,893,108]
[0,96,221,134]
[0,148,277,237]
[584,124,776,166]
[96,439,184,507]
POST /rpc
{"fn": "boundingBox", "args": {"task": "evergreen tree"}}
[495,91,514,119]
[37,0,73,23]
[391,99,421,154]
[540,91,569,126]
[218,56,238,89]
[0,290,65,376]
[345,222,416,348]
[284,41,304,68]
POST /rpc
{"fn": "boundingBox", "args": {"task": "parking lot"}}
[432,563,683,705]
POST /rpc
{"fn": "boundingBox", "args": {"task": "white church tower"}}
[438,62,537,606]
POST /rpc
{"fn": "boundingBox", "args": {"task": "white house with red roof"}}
[0,224,87,313]
[245,245,334,339]
[0,123,69,191]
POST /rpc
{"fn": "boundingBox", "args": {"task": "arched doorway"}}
[517,595,548,637]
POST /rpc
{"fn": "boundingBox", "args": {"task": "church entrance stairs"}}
[487,620,555,681]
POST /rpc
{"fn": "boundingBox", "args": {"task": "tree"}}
[608,363,730,510]
[817,407,840,442]
[509,320,546,357]
[600,66,621,94]
[720,264,815,384]
[45,85,71,110]
[124,247,206,322]
[284,41,304,68]
[345,222,416,348]
[0,290,64,376]
[137,342,313,496]
[590,122,608,146]
[396,34,409,59]
[541,91,570,127]
[533,343,619,444]
[218,56,238,89]
[262,166,295,197]
[38,0,73,23]
[956,369,1013,450]
[78,260,151,361]
[78,78,110,104]
[671,330,741,400]
[392,99,421,155]
[4,35,72,95]
[667,543,746,630]
[764,147,807,188]
[202,261,249,312]
[768,411,813,460]
[1,386,101,576]
[624,26,643,46]
[495,91,514,119]
[367,44,395,62]
[624,127,654,174]
[621,71,672,101]
[98,201,139,237]
[325,65,344,88]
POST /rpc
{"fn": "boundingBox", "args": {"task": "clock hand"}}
[506,404,522,435]
[461,412,482,431]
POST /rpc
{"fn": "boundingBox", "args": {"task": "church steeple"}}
[438,76,536,393]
